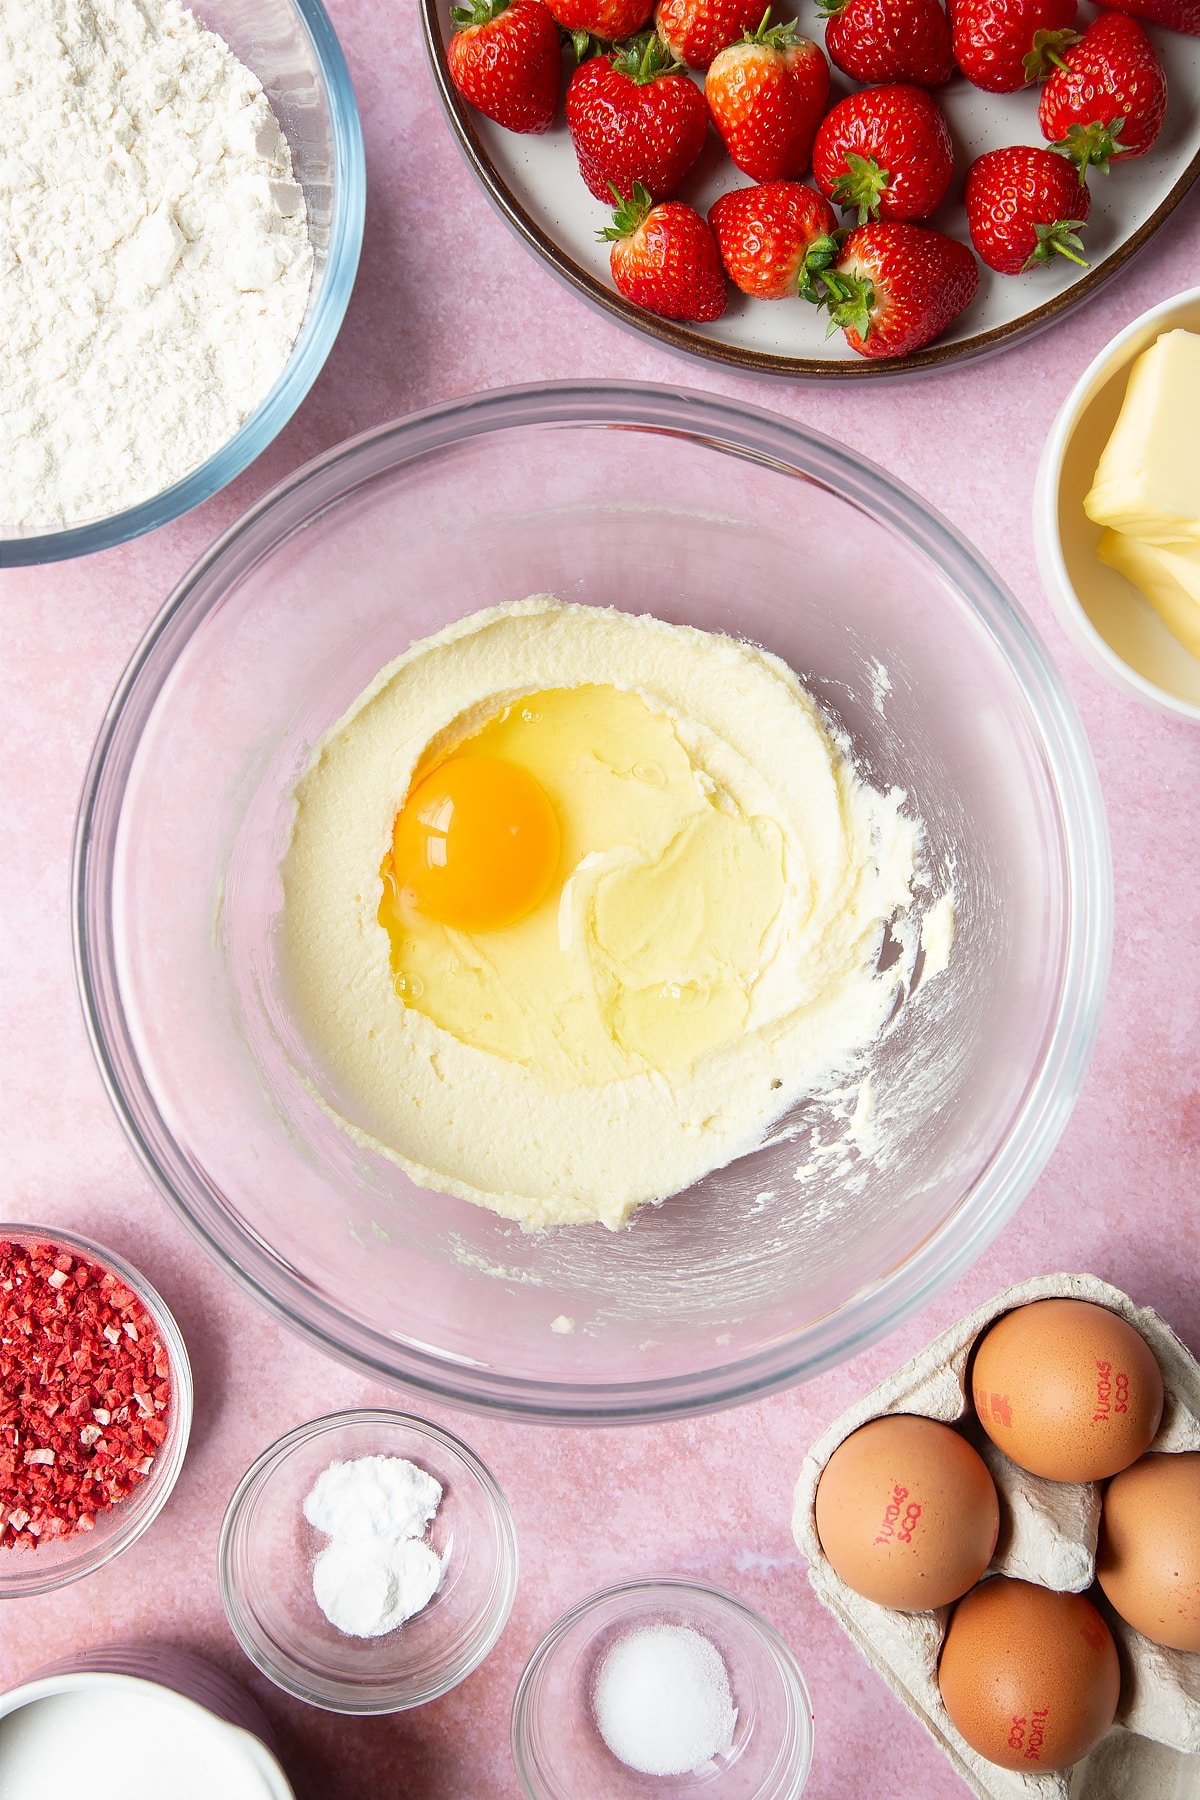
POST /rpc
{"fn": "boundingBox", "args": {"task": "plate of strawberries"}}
[423,0,1200,372]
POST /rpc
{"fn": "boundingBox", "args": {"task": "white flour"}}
[0,0,314,535]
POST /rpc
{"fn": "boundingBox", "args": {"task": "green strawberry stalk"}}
[1049,116,1130,179]
[796,231,847,303]
[452,0,514,21]
[741,11,803,47]
[1022,216,1089,269]
[808,264,876,341]
[828,151,894,225]
[599,179,655,241]
[1021,25,1079,78]
[603,30,688,79]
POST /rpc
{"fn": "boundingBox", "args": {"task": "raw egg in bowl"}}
[75,383,1110,1423]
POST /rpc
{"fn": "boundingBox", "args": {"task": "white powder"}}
[593,1623,738,1777]
[0,0,314,535]
[311,1536,443,1640]
[303,1455,445,1640]
[304,1454,441,1541]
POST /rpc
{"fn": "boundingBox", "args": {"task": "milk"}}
[0,1679,291,1800]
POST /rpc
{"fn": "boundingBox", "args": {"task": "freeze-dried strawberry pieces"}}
[0,1239,173,1549]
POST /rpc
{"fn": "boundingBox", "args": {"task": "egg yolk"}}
[389,753,561,932]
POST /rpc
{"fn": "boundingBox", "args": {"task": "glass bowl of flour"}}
[218,1409,518,1713]
[1,0,364,566]
[75,382,1112,1423]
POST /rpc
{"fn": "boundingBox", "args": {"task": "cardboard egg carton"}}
[792,1273,1200,1799]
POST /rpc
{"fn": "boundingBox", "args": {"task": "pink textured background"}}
[3,7,1200,1794]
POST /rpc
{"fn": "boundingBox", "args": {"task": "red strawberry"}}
[965,144,1090,271]
[708,181,839,296]
[1037,14,1167,168]
[656,0,767,67]
[952,0,1076,92]
[812,85,954,223]
[820,0,953,85]
[447,0,563,133]
[1103,0,1199,34]
[705,17,831,181]
[545,0,654,35]
[809,221,978,357]
[566,34,709,201]
[602,183,729,319]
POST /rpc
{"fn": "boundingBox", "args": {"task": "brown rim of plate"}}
[420,4,1200,381]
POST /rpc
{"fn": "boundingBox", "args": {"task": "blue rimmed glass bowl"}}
[4,0,364,568]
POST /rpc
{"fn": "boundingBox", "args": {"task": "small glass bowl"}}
[218,1409,518,1714]
[0,1225,193,1597]
[512,1579,815,1799]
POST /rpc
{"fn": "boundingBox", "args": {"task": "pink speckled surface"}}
[2,7,1200,1795]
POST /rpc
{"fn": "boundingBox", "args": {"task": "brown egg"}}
[971,1298,1164,1482]
[938,1577,1120,1772]
[814,1414,1000,1611]
[1098,1452,1200,1650]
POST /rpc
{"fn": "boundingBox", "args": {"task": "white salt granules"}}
[593,1623,738,1777]
[303,1455,445,1639]
[0,0,314,535]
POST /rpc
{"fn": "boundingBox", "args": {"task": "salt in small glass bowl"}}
[218,1408,518,1713]
[511,1578,815,1799]
[0,1224,193,1598]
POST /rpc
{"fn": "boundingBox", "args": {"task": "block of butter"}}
[1085,329,1200,547]
[1098,532,1200,659]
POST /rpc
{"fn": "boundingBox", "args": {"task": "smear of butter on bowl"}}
[920,893,956,983]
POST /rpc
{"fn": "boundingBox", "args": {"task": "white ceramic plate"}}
[422,1,1200,377]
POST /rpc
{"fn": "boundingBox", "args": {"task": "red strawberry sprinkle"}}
[0,1239,172,1549]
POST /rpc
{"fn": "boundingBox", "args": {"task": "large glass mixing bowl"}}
[74,383,1111,1424]
[4,0,363,567]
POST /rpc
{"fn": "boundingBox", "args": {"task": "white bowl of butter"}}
[1035,288,1200,722]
